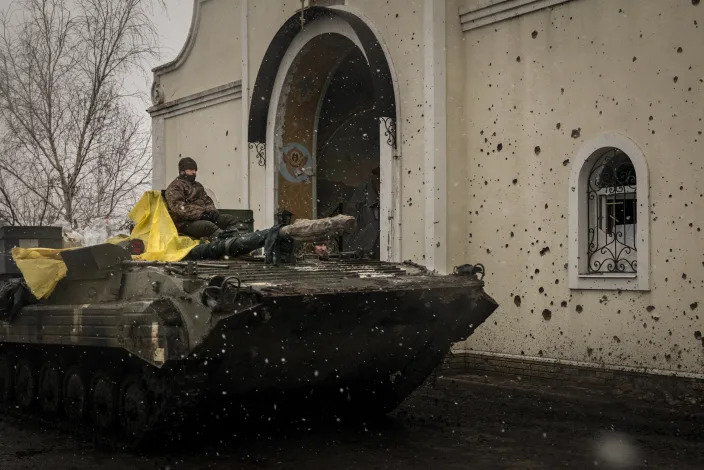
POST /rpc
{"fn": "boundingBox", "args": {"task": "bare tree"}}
[0,0,162,227]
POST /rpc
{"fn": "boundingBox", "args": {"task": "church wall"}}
[245,0,303,229]
[149,0,704,375]
[162,100,244,208]
[152,0,443,265]
[343,0,429,265]
[156,0,241,103]
[451,0,704,375]
[446,0,470,270]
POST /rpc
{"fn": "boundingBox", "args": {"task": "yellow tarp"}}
[128,190,199,262]
[12,191,199,299]
[11,248,69,300]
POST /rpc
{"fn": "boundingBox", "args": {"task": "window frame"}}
[568,133,650,291]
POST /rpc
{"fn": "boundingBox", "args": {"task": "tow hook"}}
[453,264,485,280]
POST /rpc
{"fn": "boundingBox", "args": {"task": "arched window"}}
[586,148,637,273]
[569,134,649,291]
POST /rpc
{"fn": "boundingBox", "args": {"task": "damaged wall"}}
[147,0,704,375]
[152,0,437,265]
[162,100,243,208]
[154,0,241,103]
[452,0,704,375]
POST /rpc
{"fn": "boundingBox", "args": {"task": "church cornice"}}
[459,0,575,32]
[152,0,212,75]
[148,81,242,118]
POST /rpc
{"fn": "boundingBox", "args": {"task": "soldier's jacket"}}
[165,176,216,223]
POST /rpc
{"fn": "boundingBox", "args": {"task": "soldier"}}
[165,157,236,239]
[342,167,380,259]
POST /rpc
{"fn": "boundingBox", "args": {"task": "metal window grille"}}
[586,148,637,274]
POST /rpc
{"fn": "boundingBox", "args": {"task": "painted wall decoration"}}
[280,142,315,184]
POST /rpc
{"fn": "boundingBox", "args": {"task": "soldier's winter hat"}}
[178,157,198,172]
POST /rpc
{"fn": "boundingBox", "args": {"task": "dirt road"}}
[1,373,702,469]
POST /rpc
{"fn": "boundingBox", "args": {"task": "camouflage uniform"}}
[164,176,235,238]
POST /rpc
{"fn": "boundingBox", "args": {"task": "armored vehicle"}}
[0,225,497,447]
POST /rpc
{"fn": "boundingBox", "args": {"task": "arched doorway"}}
[250,9,398,260]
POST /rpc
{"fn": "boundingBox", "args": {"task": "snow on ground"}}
[61,218,131,247]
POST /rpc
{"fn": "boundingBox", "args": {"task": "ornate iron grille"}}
[249,142,266,167]
[586,148,637,274]
[380,117,397,150]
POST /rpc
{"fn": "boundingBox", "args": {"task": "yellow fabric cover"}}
[11,248,69,300]
[128,190,199,262]
[12,191,198,299]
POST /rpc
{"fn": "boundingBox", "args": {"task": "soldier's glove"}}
[208,209,220,221]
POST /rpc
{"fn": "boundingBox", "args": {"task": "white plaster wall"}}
[163,100,245,207]
[447,0,469,270]
[245,0,308,230]
[452,0,704,374]
[158,0,241,102]
[345,0,428,264]
[242,0,432,261]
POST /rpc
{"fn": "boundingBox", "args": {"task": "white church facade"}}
[150,0,704,379]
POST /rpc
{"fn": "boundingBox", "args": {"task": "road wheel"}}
[120,375,152,439]
[63,365,88,423]
[38,361,62,416]
[91,372,117,431]
[0,353,14,406]
[14,358,36,410]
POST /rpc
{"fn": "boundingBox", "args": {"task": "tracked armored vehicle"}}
[0,225,497,447]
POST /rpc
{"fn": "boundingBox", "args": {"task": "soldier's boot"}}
[185,239,228,260]
[224,229,270,257]
[185,229,271,260]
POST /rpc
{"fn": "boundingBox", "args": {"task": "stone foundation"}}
[442,351,704,406]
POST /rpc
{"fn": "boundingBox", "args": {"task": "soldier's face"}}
[181,169,197,182]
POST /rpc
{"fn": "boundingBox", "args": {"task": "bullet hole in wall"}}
[531,30,538,39]
[571,128,581,139]
[576,305,583,313]
[646,305,656,312]
[542,309,552,320]
[514,295,521,307]
[534,146,541,155]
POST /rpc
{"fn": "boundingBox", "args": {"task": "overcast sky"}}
[0,0,194,114]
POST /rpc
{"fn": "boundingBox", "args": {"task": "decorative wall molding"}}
[152,0,212,75]
[148,81,242,119]
[424,0,448,274]
[459,0,574,32]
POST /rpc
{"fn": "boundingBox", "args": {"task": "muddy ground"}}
[1,373,702,469]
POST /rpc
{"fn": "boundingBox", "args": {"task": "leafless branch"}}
[0,0,162,227]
